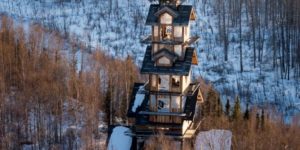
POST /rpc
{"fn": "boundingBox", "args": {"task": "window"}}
[171,96,181,111]
[158,100,165,110]
[158,56,171,65]
[153,26,159,37]
[161,25,172,40]
[184,26,190,40]
[158,75,169,91]
[151,75,156,87]
[172,76,180,88]
[174,45,182,56]
[166,26,172,34]
[157,96,170,112]
[174,26,182,37]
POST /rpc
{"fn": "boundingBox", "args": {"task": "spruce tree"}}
[104,83,112,125]
[203,89,213,116]
[216,96,223,117]
[256,113,260,130]
[204,88,221,117]
[261,109,265,130]
[232,96,242,120]
[225,98,230,117]
[243,103,250,120]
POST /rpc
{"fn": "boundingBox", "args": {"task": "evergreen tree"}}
[203,89,213,116]
[256,113,260,130]
[203,88,222,117]
[232,96,242,120]
[261,109,265,130]
[225,98,230,117]
[244,103,250,120]
[216,96,223,117]
[104,82,112,125]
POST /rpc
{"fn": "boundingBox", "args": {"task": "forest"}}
[207,0,300,77]
[0,16,140,149]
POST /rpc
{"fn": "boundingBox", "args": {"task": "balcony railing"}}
[141,35,199,46]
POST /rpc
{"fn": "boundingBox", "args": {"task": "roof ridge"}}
[154,6,178,17]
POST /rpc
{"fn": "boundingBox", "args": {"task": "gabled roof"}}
[146,4,195,25]
[154,6,178,17]
[152,48,179,62]
[127,83,147,118]
[141,46,195,75]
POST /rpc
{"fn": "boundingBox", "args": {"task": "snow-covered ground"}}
[195,129,232,150]
[1,0,299,121]
[108,126,132,150]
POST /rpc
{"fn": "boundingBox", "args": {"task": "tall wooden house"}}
[127,0,203,149]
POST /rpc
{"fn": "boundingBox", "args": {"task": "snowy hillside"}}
[1,0,299,120]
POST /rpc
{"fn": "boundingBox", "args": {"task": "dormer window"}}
[160,12,173,24]
[158,56,171,65]
[153,48,178,66]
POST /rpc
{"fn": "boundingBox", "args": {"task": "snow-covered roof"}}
[108,126,132,150]
[195,129,232,150]
[131,85,146,112]
[127,83,146,117]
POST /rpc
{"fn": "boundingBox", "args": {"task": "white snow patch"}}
[131,85,145,112]
[195,129,232,150]
[108,126,132,150]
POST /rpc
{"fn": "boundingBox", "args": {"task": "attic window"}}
[158,56,171,65]
[160,13,173,24]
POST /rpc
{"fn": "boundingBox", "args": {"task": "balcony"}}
[150,85,181,93]
[141,35,199,46]
[141,35,183,45]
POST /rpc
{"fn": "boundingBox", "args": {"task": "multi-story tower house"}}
[128,0,203,149]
